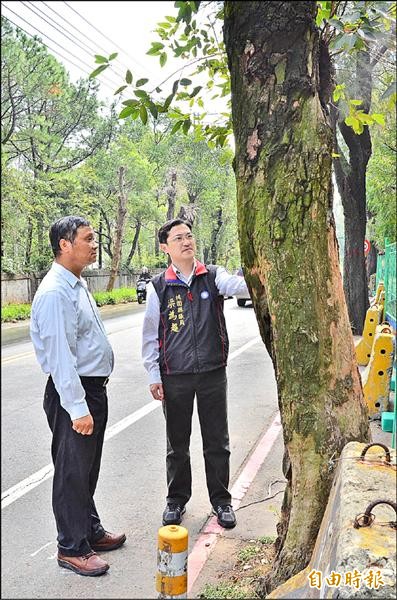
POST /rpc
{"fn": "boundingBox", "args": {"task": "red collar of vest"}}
[164,260,208,282]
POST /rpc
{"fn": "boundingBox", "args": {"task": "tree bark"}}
[106,167,128,291]
[210,207,223,264]
[125,219,142,267]
[166,170,177,221]
[224,1,369,590]
[332,50,373,334]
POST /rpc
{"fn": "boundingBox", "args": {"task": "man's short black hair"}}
[158,218,192,244]
[49,215,90,257]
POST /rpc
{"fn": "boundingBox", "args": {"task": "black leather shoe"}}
[213,504,236,528]
[162,503,186,526]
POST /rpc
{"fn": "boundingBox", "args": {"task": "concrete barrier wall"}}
[1,268,164,304]
[268,442,396,599]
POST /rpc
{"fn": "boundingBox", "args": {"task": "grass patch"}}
[1,303,31,322]
[1,287,138,322]
[198,538,276,600]
[200,581,256,599]
[93,287,137,306]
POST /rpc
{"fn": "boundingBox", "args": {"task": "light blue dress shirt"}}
[142,263,249,384]
[30,262,114,420]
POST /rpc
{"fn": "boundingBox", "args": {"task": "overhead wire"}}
[19,0,122,87]
[62,0,158,78]
[1,11,117,97]
[36,0,129,82]
[1,3,119,95]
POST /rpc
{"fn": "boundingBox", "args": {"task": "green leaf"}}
[345,115,363,134]
[119,105,136,119]
[126,70,133,84]
[95,55,108,64]
[136,78,149,87]
[147,42,165,56]
[350,99,362,106]
[122,99,140,107]
[163,94,174,110]
[108,52,118,61]
[89,65,108,79]
[147,101,158,119]
[190,86,202,98]
[170,120,183,134]
[371,113,385,125]
[182,119,191,134]
[331,152,340,158]
[172,80,179,95]
[114,85,128,95]
[140,104,148,125]
[160,52,167,67]
[134,89,149,99]
[180,78,192,86]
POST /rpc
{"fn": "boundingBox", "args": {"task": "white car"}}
[235,268,251,307]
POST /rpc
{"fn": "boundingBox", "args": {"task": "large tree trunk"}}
[106,167,128,291]
[332,50,372,334]
[224,1,370,590]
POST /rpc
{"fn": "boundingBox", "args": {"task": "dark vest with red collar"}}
[151,261,229,375]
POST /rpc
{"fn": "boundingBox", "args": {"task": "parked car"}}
[235,267,251,307]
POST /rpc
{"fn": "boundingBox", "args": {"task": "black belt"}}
[80,376,109,387]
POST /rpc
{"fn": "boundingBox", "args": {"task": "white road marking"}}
[30,542,54,557]
[2,337,261,512]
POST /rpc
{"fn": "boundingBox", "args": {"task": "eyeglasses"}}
[168,233,195,244]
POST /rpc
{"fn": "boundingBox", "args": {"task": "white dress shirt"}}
[142,264,249,384]
[30,262,114,420]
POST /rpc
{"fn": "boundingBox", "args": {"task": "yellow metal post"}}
[362,323,395,416]
[355,305,383,365]
[157,525,188,599]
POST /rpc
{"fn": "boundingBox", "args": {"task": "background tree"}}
[1,19,115,270]
[318,1,396,333]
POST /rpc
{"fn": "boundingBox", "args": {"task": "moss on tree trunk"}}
[224,0,370,590]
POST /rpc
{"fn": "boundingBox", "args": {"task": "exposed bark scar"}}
[247,128,262,159]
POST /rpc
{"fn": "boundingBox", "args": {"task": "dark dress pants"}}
[44,376,108,556]
[162,367,231,508]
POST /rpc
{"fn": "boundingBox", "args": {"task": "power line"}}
[62,0,157,78]
[37,0,128,81]
[1,11,117,97]
[19,0,122,87]
[1,3,119,94]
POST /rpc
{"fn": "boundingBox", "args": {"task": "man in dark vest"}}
[141,218,249,528]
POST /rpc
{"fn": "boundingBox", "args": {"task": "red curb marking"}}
[187,412,282,593]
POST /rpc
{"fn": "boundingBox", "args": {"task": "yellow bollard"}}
[372,280,385,306]
[156,525,188,599]
[355,304,383,365]
[362,323,395,416]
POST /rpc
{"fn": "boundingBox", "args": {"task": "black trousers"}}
[44,376,108,556]
[162,367,231,508]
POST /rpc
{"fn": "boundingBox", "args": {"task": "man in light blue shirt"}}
[30,215,126,577]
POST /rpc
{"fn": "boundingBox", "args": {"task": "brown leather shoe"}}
[91,531,126,552]
[57,551,109,576]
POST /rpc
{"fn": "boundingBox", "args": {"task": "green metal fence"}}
[376,240,396,330]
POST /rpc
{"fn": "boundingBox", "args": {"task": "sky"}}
[1,1,181,101]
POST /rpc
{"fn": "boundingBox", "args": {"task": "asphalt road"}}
[1,299,279,599]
